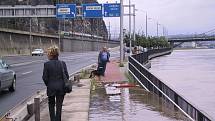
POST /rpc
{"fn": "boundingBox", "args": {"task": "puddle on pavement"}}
[89,86,191,121]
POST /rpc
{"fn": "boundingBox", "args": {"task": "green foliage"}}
[80,69,89,79]
[124,34,170,48]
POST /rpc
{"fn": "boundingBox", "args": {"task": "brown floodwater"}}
[150,49,215,119]
[89,86,191,121]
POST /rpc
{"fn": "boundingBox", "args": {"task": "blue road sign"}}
[104,3,121,17]
[82,4,103,18]
[56,4,76,19]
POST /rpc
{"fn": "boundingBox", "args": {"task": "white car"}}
[32,49,44,56]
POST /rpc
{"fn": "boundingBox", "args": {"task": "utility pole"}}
[120,0,124,63]
[129,0,132,55]
[29,18,32,54]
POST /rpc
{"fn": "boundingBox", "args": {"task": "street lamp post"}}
[129,0,132,55]
[163,26,165,37]
[29,18,32,54]
[157,22,159,37]
[107,21,111,47]
[133,5,136,44]
[123,28,126,60]
[146,12,148,37]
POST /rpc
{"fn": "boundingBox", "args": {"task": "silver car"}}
[32,49,44,56]
[0,59,16,92]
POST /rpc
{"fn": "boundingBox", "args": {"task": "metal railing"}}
[128,49,212,121]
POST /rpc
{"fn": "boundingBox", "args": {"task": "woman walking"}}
[42,45,69,121]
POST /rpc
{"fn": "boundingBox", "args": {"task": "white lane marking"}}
[60,53,94,60]
[10,52,99,67]
[22,71,33,75]
[11,60,44,67]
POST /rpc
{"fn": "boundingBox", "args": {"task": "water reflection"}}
[89,86,191,121]
[150,49,215,119]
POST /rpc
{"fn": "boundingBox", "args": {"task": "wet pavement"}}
[89,59,190,121]
[89,86,191,121]
[150,49,215,120]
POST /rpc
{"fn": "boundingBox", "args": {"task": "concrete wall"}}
[62,38,118,52]
[0,29,119,56]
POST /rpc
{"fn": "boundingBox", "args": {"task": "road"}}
[0,51,120,117]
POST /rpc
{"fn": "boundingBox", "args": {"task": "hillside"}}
[0,0,108,38]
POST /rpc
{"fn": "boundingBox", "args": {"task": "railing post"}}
[34,97,40,121]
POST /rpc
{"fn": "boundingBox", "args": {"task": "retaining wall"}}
[0,28,119,56]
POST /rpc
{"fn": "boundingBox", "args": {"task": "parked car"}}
[32,49,44,56]
[0,59,16,92]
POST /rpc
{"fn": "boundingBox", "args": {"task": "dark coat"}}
[42,58,69,97]
[98,51,110,64]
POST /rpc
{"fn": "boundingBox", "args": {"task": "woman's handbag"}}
[61,61,72,93]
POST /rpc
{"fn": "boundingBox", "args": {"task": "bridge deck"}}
[0,5,56,18]
[168,37,215,42]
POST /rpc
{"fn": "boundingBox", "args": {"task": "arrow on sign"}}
[104,11,108,16]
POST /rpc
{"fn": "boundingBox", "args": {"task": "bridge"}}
[0,5,74,18]
[0,5,56,18]
[168,36,215,42]
[167,29,215,48]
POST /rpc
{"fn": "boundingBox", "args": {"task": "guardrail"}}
[132,48,172,65]
[128,49,212,121]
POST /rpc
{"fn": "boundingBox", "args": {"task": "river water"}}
[149,49,215,120]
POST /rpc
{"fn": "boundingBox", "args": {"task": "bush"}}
[124,34,170,49]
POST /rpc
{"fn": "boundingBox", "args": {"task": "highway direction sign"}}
[56,4,76,19]
[82,3,103,18]
[104,3,121,17]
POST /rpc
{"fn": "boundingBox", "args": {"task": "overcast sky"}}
[98,0,215,37]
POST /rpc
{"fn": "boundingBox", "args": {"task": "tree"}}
[124,33,170,49]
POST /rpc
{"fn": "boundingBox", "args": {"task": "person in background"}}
[132,46,138,55]
[42,45,69,121]
[98,46,110,77]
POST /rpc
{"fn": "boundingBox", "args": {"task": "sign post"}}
[56,4,76,51]
[120,1,124,64]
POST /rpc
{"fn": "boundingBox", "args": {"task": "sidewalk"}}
[29,60,125,121]
[102,60,127,83]
[29,79,91,121]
